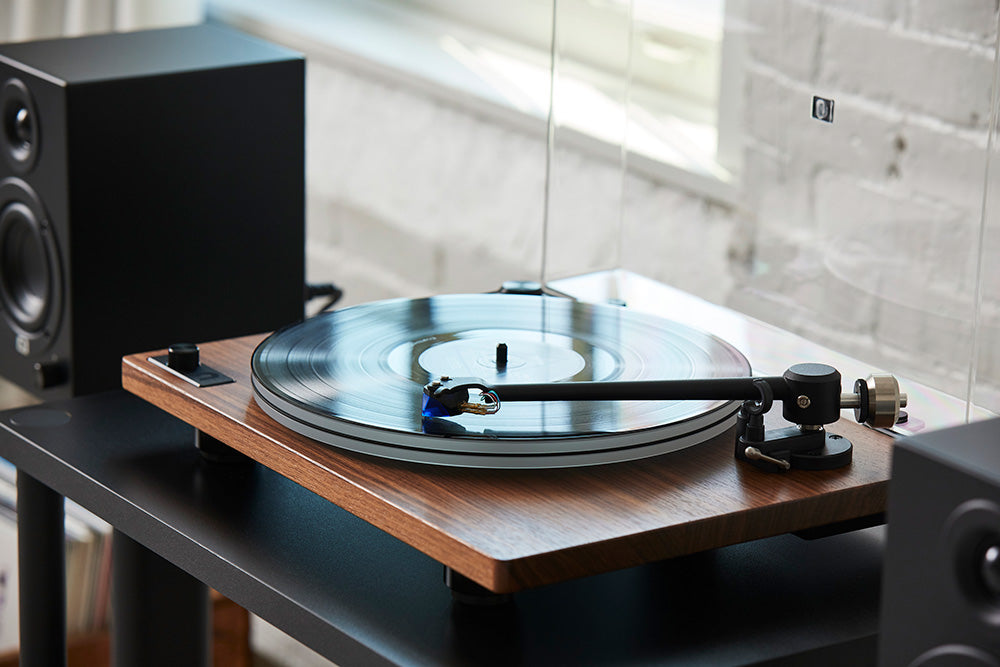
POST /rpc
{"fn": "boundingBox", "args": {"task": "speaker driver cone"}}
[0,179,61,351]
[1,79,40,173]
[0,202,49,330]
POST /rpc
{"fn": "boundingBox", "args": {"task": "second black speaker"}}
[880,418,1000,666]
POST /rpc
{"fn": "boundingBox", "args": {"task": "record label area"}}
[391,328,596,381]
[250,294,752,467]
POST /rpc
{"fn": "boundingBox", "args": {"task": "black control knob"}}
[167,343,199,373]
[32,360,67,389]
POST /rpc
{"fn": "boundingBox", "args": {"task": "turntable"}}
[122,283,903,595]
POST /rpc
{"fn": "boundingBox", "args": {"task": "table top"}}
[0,390,884,666]
[122,332,893,593]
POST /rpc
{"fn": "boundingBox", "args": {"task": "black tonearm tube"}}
[423,363,907,473]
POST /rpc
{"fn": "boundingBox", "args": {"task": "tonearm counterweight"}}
[423,363,907,472]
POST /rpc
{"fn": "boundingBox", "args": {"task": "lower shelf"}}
[0,591,250,667]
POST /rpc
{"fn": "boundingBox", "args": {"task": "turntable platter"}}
[251,294,751,468]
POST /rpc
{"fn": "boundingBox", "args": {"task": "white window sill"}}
[207,0,739,205]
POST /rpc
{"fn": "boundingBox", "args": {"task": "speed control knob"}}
[167,343,199,373]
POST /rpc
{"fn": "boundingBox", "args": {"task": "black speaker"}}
[0,24,305,398]
[880,418,1000,666]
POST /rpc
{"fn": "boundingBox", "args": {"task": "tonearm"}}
[422,363,907,473]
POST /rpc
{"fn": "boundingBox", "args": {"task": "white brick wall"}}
[303,58,739,302]
[731,0,999,408]
[298,0,1000,412]
[820,10,994,128]
[305,62,548,303]
[910,0,999,45]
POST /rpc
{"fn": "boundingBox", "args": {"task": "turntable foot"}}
[443,566,511,606]
[195,430,251,465]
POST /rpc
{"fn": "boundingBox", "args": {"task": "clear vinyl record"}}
[251,293,751,468]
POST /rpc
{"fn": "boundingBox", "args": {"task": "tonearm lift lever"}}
[423,363,906,473]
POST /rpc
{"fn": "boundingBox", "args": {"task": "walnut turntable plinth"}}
[122,331,890,593]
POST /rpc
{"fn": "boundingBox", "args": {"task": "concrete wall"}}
[299,0,999,410]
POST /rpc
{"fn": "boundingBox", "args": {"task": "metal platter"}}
[251,293,751,468]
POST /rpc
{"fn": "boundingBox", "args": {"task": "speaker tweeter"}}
[946,500,1000,624]
[1,78,40,174]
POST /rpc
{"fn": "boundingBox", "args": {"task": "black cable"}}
[304,282,344,313]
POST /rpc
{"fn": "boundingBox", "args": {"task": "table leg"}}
[111,529,210,667]
[16,471,67,667]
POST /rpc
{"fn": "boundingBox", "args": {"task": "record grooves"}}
[251,293,752,468]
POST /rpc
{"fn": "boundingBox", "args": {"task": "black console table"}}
[0,390,882,666]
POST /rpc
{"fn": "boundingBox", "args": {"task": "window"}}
[398,0,724,108]
[208,0,738,198]
[389,0,736,190]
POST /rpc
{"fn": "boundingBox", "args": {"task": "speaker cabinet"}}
[0,24,304,398]
[880,418,1000,667]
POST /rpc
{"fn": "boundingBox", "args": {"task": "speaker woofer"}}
[0,202,48,328]
[1,78,40,174]
[0,178,61,353]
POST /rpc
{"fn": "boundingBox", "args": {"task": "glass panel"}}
[541,0,633,285]
[214,1,998,424]
[550,0,999,422]
[729,2,997,419]
[976,17,1000,417]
